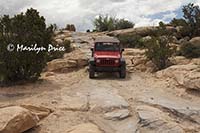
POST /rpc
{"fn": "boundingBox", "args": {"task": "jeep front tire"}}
[89,64,95,79]
[119,64,126,79]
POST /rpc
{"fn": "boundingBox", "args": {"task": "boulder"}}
[137,91,200,127]
[104,109,130,120]
[89,114,138,133]
[190,37,200,47]
[47,59,77,72]
[0,106,39,133]
[170,56,191,65]
[137,105,184,133]
[123,49,145,56]
[47,49,89,72]
[156,64,200,90]
[20,105,52,120]
[183,71,200,90]
[123,48,155,72]
[55,39,63,45]
[67,123,102,133]
[191,58,200,65]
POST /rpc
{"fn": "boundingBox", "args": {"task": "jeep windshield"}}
[95,42,120,51]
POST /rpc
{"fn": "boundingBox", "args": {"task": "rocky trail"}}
[0,30,200,133]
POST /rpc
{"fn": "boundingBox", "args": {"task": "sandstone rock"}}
[57,93,89,111]
[67,60,78,67]
[108,27,158,37]
[45,72,55,77]
[183,71,200,90]
[191,58,200,65]
[123,48,155,72]
[137,91,200,126]
[77,58,88,67]
[170,56,191,65]
[123,49,145,56]
[67,123,102,133]
[47,49,89,72]
[56,34,67,40]
[190,37,200,47]
[89,88,129,113]
[156,64,200,90]
[90,114,138,133]
[137,105,184,133]
[104,109,130,120]
[20,105,52,120]
[47,59,77,72]
[131,56,146,67]
[55,39,63,45]
[0,106,39,133]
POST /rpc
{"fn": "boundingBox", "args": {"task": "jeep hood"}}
[94,51,120,58]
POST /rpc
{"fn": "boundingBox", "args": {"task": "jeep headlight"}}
[96,59,101,63]
[115,59,119,63]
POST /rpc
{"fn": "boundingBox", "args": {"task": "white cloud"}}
[0,0,198,31]
[195,0,200,5]
[163,12,177,21]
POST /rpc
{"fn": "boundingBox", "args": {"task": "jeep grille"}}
[97,58,116,66]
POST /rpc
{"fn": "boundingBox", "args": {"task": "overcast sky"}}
[0,0,199,31]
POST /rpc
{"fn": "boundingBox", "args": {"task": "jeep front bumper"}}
[94,66,121,72]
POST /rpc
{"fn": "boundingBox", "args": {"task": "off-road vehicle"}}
[89,37,126,79]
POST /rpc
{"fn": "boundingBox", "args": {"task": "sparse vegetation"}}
[66,24,76,32]
[183,3,200,37]
[94,15,134,32]
[115,19,135,30]
[170,3,200,38]
[144,23,175,70]
[145,36,174,70]
[118,34,144,48]
[0,8,54,85]
[180,41,200,58]
[47,40,71,61]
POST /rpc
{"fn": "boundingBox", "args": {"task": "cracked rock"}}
[136,105,184,133]
[104,109,130,120]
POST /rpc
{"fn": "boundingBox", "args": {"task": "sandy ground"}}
[1,69,200,132]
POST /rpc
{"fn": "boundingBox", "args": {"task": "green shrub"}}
[145,36,174,70]
[118,34,144,48]
[86,29,90,32]
[170,3,200,38]
[94,15,115,32]
[115,19,134,30]
[180,42,200,58]
[66,24,76,31]
[183,3,200,37]
[0,8,53,85]
[94,15,134,32]
[47,40,71,61]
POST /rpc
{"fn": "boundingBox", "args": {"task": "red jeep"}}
[89,37,126,79]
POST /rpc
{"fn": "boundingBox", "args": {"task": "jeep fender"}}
[120,58,126,66]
